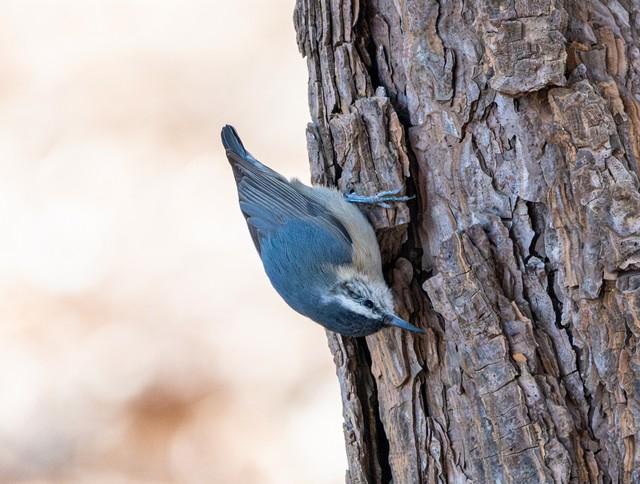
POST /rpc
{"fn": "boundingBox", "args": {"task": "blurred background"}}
[0,1,345,483]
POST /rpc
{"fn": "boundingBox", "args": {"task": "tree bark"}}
[294,1,640,482]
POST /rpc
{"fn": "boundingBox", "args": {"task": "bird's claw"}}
[345,187,415,207]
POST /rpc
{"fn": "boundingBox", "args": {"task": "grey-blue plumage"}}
[222,125,423,337]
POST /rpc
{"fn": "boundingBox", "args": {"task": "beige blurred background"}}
[0,1,346,483]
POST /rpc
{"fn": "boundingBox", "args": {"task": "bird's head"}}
[318,267,424,337]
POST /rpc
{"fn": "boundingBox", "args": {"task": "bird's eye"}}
[363,299,374,309]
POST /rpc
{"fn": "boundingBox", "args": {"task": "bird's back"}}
[291,181,383,279]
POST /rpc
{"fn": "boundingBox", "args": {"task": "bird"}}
[221,125,424,337]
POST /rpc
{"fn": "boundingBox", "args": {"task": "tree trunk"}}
[294,1,640,482]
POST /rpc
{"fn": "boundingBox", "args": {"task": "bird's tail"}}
[221,125,281,181]
[221,125,250,161]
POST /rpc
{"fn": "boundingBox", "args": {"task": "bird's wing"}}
[221,125,352,252]
[260,218,353,313]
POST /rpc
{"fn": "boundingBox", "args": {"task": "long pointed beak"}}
[386,314,425,334]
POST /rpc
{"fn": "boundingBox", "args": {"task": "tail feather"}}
[221,125,250,160]
[221,125,281,181]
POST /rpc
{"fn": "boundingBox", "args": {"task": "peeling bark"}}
[294,0,640,482]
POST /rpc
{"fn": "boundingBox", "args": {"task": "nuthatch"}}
[222,125,424,337]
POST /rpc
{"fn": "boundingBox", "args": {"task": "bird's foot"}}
[345,188,415,208]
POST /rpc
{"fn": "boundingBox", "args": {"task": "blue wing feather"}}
[260,219,352,317]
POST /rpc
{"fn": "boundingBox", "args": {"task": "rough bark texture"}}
[294,1,640,482]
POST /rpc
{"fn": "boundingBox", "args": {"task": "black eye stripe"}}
[342,283,360,299]
[340,282,375,308]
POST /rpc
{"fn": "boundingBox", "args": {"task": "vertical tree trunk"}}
[294,0,640,482]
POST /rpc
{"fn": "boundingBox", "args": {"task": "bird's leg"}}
[345,187,415,208]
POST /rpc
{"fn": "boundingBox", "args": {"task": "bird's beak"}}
[386,314,425,334]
